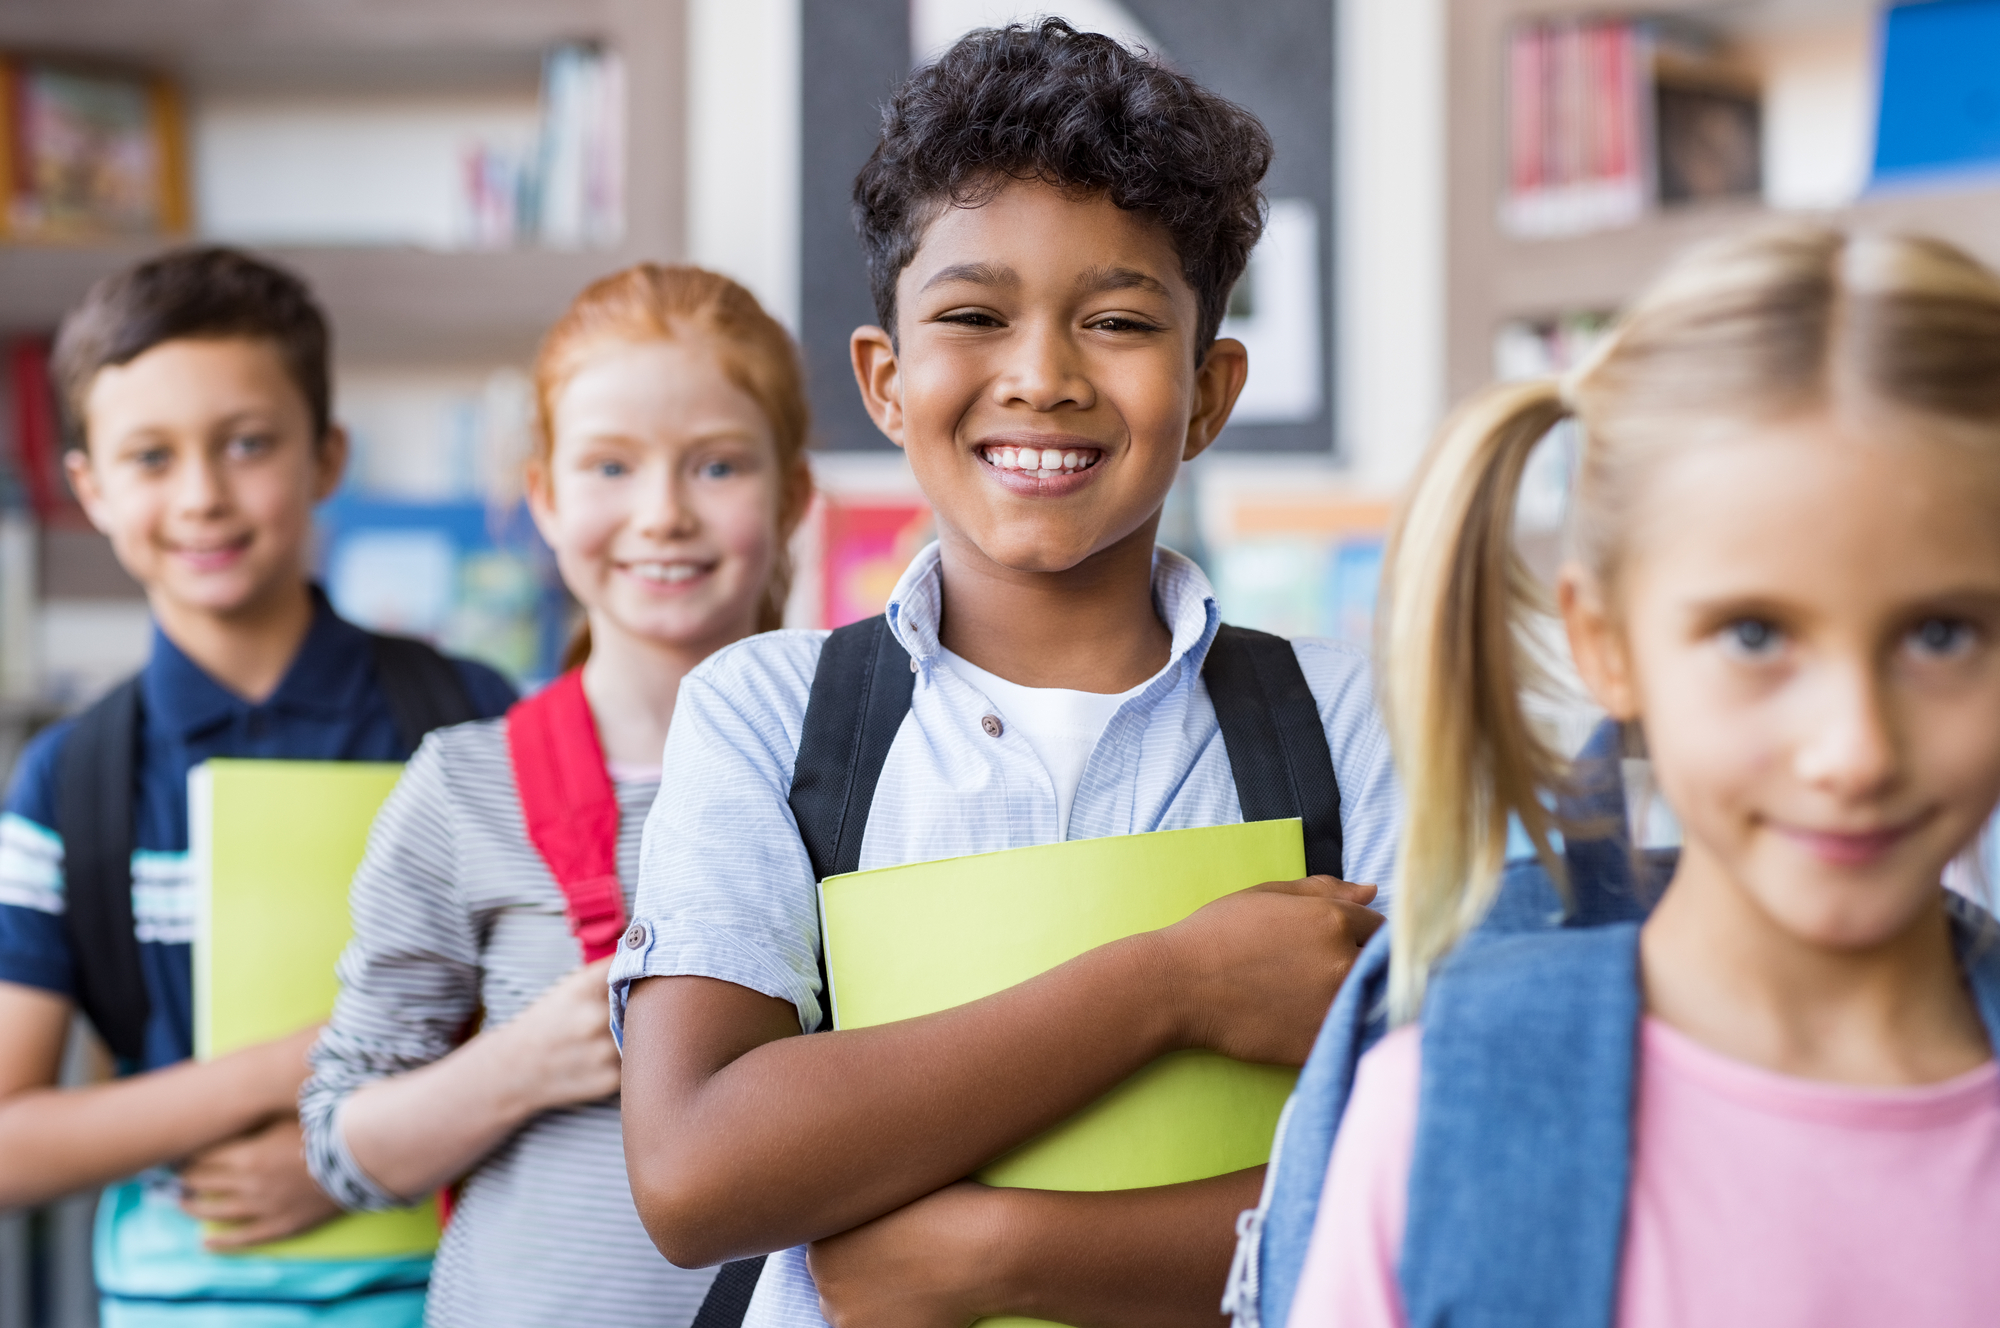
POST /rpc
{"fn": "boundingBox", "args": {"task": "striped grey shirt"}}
[302,718,716,1327]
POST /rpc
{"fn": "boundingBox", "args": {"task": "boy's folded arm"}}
[808,1169,1266,1328]
[0,980,312,1209]
[620,932,1184,1268]
[620,876,1381,1268]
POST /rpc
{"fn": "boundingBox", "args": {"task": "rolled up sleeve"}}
[610,636,827,1047]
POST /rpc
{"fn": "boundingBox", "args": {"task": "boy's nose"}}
[998,324,1094,412]
[174,452,231,515]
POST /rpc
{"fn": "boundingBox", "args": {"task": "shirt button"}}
[623,922,649,950]
[981,714,1004,738]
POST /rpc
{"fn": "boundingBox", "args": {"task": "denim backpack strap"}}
[1228,927,1390,1328]
[1558,720,1663,928]
[1482,719,1666,937]
[1947,892,2000,1045]
[1400,924,1643,1328]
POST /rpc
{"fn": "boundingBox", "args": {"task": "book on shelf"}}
[457,43,625,251]
[1501,18,1760,238]
[1874,0,2000,188]
[5,337,84,526]
[1503,18,1651,239]
[1651,26,1761,207]
[0,54,188,241]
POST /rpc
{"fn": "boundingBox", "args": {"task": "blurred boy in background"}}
[0,248,514,1326]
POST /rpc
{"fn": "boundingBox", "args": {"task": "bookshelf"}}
[1446,0,2000,403]
[0,0,688,366]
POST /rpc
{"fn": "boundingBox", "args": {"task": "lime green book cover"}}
[818,819,1306,1328]
[190,759,441,1260]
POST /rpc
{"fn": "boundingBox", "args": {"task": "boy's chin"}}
[154,564,295,621]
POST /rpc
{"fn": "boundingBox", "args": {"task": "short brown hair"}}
[533,264,814,659]
[51,246,331,452]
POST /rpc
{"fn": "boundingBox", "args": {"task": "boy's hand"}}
[1153,876,1384,1067]
[808,1181,1003,1328]
[179,1115,342,1249]
[490,957,623,1115]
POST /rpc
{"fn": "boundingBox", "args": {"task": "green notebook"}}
[819,819,1306,1328]
[190,758,442,1260]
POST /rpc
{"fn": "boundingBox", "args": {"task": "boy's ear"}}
[311,425,350,502]
[63,446,116,536]
[1184,337,1249,461]
[850,326,906,450]
[1559,563,1639,720]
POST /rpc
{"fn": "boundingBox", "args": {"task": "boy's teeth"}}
[982,446,1101,474]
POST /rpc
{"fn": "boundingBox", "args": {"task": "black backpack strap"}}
[368,633,479,754]
[787,616,916,882]
[786,615,916,1033]
[56,677,149,1062]
[690,1255,767,1328]
[1202,625,1344,879]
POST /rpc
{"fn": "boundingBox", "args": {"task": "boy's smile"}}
[851,179,1247,581]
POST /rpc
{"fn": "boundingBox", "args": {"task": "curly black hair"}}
[53,246,331,451]
[853,19,1273,357]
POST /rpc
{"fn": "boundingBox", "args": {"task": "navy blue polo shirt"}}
[0,590,515,1070]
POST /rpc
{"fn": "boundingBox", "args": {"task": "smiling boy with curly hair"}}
[614,23,1401,1326]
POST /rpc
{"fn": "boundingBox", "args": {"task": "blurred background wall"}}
[3,0,1998,1320]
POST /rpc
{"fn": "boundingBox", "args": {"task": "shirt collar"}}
[141,586,378,740]
[884,541,1222,678]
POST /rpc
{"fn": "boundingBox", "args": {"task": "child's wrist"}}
[471,1021,555,1123]
[968,1184,1037,1317]
[1122,927,1200,1054]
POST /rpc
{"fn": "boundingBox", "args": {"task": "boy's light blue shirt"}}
[609,543,1401,1328]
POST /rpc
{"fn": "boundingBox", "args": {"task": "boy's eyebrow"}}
[919,262,1018,292]
[1073,265,1172,298]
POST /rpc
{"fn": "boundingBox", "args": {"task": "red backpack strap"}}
[506,670,627,961]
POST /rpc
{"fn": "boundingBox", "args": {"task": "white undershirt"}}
[940,649,1146,838]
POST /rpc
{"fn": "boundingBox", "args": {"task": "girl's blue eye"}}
[594,460,629,478]
[701,460,737,479]
[1721,618,1782,657]
[1909,617,1975,658]
[226,433,273,458]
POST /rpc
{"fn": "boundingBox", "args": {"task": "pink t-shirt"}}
[1289,1018,2000,1328]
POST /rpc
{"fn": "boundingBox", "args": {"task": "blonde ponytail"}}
[1381,378,1572,1021]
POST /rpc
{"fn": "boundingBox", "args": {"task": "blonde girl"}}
[299,266,813,1328]
[1289,225,2000,1327]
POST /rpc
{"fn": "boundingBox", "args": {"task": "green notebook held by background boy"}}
[190,759,443,1260]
